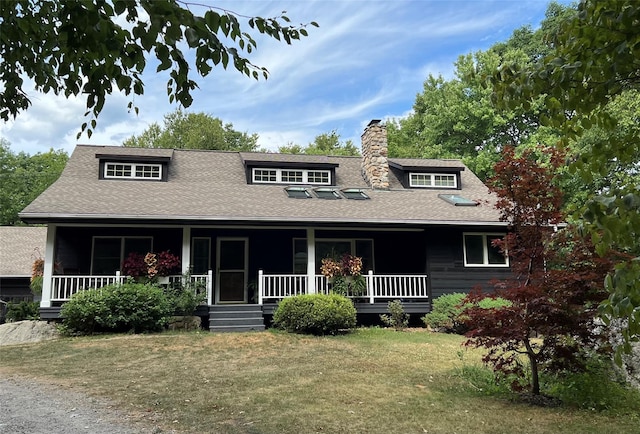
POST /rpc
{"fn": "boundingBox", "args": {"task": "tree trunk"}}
[524,338,540,395]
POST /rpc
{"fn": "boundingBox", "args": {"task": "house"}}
[19,120,511,331]
[0,226,47,321]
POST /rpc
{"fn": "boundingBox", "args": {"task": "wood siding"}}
[425,226,512,299]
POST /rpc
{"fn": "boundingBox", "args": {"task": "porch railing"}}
[258,270,428,304]
[50,271,213,304]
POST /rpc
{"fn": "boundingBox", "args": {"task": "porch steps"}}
[208,305,265,333]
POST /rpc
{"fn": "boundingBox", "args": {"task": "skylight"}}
[284,186,312,199]
[341,189,370,200]
[314,188,341,200]
[438,194,478,206]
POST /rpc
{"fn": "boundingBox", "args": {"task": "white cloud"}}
[2,0,569,156]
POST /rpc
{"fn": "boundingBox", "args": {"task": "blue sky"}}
[1,0,569,155]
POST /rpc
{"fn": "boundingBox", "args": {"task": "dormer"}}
[240,153,339,186]
[96,149,173,182]
[388,159,465,190]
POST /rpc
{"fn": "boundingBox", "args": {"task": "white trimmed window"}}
[409,172,457,188]
[463,233,509,267]
[91,236,153,275]
[252,168,331,185]
[104,162,162,180]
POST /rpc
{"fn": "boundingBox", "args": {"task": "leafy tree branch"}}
[0,0,318,138]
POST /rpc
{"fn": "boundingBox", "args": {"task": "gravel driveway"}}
[0,376,166,434]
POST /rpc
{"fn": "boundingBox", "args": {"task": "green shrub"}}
[5,301,40,322]
[100,283,172,332]
[59,289,110,334]
[272,293,356,335]
[545,356,640,413]
[165,277,207,315]
[422,293,510,334]
[60,283,172,335]
[380,300,409,331]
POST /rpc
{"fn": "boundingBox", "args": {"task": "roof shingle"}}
[20,146,503,226]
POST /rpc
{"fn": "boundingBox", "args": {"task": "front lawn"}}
[0,328,638,433]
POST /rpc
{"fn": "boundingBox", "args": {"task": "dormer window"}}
[104,162,162,180]
[409,173,457,188]
[252,168,331,185]
[96,151,172,182]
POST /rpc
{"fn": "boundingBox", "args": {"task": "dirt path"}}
[0,376,167,434]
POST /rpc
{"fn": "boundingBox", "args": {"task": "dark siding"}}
[425,226,512,299]
[0,277,33,302]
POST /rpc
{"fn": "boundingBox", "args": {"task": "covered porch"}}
[40,225,433,311]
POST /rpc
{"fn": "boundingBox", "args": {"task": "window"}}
[409,173,457,188]
[92,236,152,275]
[463,233,508,267]
[104,162,162,180]
[281,170,303,183]
[293,238,374,274]
[284,186,312,199]
[308,171,330,184]
[341,189,370,200]
[254,169,277,182]
[191,237,211,275]
[314,188,341,200]
[252,168,331,185]
[438,194,478,206]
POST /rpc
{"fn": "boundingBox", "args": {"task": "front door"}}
[216,238,248,303]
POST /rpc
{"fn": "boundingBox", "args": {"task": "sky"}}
[1,0,570,156]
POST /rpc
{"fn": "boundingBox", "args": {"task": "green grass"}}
[1,327,638,434]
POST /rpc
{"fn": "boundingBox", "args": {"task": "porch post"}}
[207,269,213,305]
[181,226,191,275]
[40,224,56,308]
[306,228,316,294]
[368,270,375,304]
[258,269,264,305]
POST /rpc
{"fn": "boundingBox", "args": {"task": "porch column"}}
[181,226,191,275]
[307,228,316,294]
[40,224,56,308]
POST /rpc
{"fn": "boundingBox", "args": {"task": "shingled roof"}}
[20,144,503,227]
[0,226,47,277]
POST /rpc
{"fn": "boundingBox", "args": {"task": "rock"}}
[167,316,201,331]
[0,320,59,346]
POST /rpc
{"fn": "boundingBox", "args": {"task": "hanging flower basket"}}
[122,250,181,283]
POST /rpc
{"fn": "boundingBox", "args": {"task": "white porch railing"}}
[258,270,429,304]
[50,271,213,303]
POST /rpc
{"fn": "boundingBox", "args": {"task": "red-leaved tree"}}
[463,145,615,395]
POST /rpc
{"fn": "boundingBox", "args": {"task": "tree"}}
[387,2,573,180]
[123,109,258,151]
[278,130,360,156]
[0,1,317,137]
[463,146,614,395]
[0,139,68,225]
[489,0,640,358]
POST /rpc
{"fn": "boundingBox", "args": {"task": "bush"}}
[272,293,356,335]
[5,301,40,322]
[60,283,172,335]
[545,356,640,413]
[380,300,409,331]
[422,293,510,334]
[165,277,207,315]
[59,290,110,334]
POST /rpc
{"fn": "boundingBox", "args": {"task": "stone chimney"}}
[361,119,389,189]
